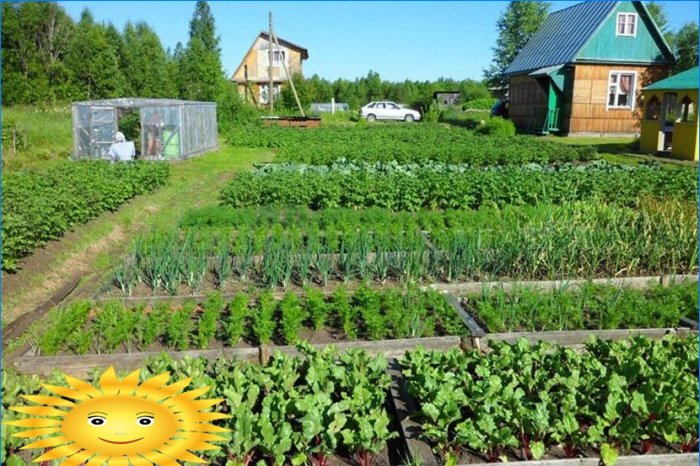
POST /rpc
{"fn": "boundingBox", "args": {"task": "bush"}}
[462,97,498,110]
[215,82,260,131]
[422,101,442,123]
[476,116,516,137]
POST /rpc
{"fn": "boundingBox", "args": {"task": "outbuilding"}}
[504,1,674,135]
[639,66,698,161]
[71,98,218,160]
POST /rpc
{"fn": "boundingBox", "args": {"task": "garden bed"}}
[228,123,598,165]
[12,287,469,361]
[390,334,699,466]
[107,200,697,294]
[2,161,170,271]
[458,280,698,334]
[221,160,697,211]
[4,345,400,466]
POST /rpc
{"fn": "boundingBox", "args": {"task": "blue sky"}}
[60,1,699,82]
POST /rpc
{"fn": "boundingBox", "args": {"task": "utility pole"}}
[268,11,274,115]
[271,31,305,117]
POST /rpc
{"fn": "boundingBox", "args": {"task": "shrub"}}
[476,116,516,137]
[462,97,498,110]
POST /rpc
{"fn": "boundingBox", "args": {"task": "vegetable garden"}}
[3,122,697,466]
[2,161,170,271]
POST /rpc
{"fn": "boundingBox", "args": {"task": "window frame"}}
[606,70,638,111]
[272,49,286,66]
[616,12,637,37]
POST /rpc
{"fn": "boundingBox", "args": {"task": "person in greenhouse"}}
[108,131,136,162]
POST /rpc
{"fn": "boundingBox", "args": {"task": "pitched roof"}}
[644,67,699,91]
[231,32,309,82]
[504,1,674,76]
[505,2,617,76]
[259,32,308,59]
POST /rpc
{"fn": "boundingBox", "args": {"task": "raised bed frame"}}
[387,327,699,466]
[7,274,697,375]
[6,300,697,465]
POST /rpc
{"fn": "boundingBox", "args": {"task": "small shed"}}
[72,98,218,160]
[433,91,461,108]
[640,67,698,161]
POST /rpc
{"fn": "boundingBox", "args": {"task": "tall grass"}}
[2,104,73,170]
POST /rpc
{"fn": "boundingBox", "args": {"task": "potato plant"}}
[228,123,597,165]
[2,161,170,271]
[220,160,697,211]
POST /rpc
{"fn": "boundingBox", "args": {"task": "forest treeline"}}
[0,1,492,122]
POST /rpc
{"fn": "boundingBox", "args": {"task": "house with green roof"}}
[640,66,698,161]
[504,1,674,135]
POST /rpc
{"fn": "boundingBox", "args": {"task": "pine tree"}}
[123,22,171,97]
[483,1,550,87]
[179,0,223,101]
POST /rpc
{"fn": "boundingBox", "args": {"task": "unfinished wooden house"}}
[504,1,674,135]
[231,32,308,106]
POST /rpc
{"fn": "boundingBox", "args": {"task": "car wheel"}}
[367,114,377,122]
[404,114,415,123]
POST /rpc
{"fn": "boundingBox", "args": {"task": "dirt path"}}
[2,145,273,328]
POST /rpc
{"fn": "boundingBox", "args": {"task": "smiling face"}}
[62,396,178,456]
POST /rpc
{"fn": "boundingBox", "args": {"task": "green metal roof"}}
[644,67,699,91]
[505,2,616,76]
[505,1,674,76]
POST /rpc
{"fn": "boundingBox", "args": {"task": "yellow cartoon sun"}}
[5,367,229,465]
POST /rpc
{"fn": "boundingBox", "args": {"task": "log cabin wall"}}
[508,75,548,131]
[568,63,670,134]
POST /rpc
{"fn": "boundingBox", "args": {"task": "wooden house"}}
[504,1,674,135]
[640,66,698,161]
[231,32,308,106]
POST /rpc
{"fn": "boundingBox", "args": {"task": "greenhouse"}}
[71,98,218,160]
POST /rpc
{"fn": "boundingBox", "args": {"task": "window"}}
[680,95,696,122]
[387,103,400,109]
[608,72,636,109]
[259,84,281,104]
[272,50,286,65]
[644,96,660,120]
[616,13,637,36]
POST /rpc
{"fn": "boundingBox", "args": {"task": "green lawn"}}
[2,142,273,326]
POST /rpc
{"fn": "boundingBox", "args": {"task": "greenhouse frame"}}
[71,98,218,160]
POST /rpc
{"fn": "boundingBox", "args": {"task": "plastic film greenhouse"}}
[72,98,218,160]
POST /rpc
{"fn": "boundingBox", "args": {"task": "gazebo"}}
[640,67,698,161]
[71,98,218,160]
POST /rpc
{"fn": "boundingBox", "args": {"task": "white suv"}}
[360,101,421,122]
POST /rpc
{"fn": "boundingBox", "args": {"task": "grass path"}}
[2,143,273,326]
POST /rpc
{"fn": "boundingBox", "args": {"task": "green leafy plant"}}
[252,291,276,345]
[197,293,224,349]
[225,293,249,346]
[279,292,306,344]
[166,302,195,350]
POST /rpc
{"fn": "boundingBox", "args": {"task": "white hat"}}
[115,131,126,142]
